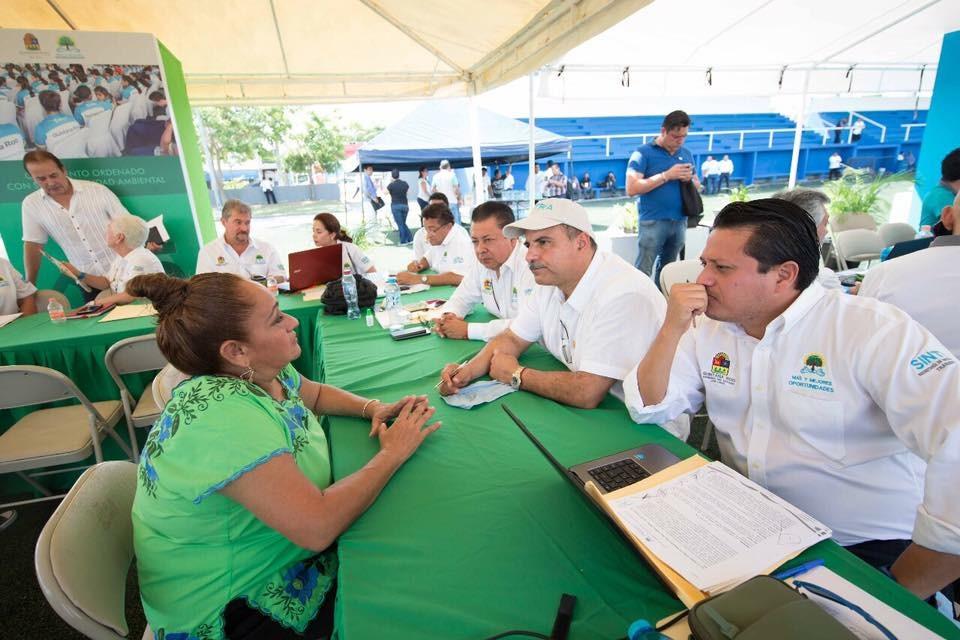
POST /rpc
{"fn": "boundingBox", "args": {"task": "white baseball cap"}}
[502,198,595,240]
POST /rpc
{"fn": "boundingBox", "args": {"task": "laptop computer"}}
[501,404,683,495]
[286,244,344,292]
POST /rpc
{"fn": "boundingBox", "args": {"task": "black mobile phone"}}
[390,326,430,341]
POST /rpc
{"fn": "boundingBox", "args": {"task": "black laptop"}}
[502,404,683,495]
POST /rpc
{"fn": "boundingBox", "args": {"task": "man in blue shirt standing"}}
[626,110,699,286]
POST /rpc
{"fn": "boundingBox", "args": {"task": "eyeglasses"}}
[559,320,573,365]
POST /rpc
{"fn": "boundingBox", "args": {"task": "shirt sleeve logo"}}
[911,350,956,377]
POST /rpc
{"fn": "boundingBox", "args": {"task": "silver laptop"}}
[502,404,682,495]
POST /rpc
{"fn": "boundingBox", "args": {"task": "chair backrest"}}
[110,102,133,139]
[659,259,703,297]
[35,288,70,313]
[151,363,190,409]
[105,335,167,395]
[829,213,877,233]
[834,229,885,260]
[59,89,72,116]
[35,460,138,639]
[0,99,16,125]
[877,222,916,247]
[47,124,89,159]
[0,365,102,416]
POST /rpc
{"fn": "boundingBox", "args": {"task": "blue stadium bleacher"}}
[510,110,926,190]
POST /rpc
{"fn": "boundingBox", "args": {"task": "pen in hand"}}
[435,360,468,390]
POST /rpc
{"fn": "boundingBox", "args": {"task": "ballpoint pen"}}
[772,558,824,581]
[435,360,468,390]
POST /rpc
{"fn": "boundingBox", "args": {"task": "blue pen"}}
[773,558,825,581]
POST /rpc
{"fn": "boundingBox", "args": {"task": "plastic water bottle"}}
[266,276,279,297]
[365,308,374,327]
[917,224,933,238]
[341,266,361,319]
[48,299,66,324]
[383,276,403,330]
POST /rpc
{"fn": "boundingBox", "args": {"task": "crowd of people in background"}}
[0,61,173,160]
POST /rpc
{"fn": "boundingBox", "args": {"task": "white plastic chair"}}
[35,460,152,639]
[130,92,149,122]
[110,102,133,151]
[151,363,190,409]
[85,109,121,157]
[829,213,877,233]
[0,366,129,508]
[59,89,72,116]
[659,259,703,298]
[0,99,16,125]
[833,229,885,270]
[105,335,167,462]
[878,222,916,247]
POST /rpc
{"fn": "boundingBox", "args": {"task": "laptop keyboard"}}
[588,458,651,492]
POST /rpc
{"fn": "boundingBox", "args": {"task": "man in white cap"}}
[438,198,666,408]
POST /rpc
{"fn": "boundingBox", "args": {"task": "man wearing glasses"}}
[438,199,666,409]
[397,203,474,286]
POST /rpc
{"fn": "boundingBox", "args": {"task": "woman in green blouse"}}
[128,272,440,640]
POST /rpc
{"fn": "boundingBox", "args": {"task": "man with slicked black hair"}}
[624,198,960,604]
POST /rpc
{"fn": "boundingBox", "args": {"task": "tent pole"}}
[788,69,811,190]
[469,89,485,213]
[528,71,537,215]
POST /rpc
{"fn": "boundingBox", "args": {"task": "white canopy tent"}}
[5,0,652,105]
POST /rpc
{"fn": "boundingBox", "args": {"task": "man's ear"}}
[774,261,800,291]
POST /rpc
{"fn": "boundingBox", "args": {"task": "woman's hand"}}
[374,397,440,466]
[368,395,426,437]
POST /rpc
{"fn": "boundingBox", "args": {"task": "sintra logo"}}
[910,350,955,377]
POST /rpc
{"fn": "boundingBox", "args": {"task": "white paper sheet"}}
[608,461,831,593]
[98,304,157,322]
[0,313,22,328]
[791,566,943,640]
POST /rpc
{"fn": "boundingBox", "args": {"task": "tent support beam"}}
[787,69,811,190]
[469,90,486,211]
[46,0,77,30]
[268,0,292,77]
[528,71,537,214]
[358,0,467,76]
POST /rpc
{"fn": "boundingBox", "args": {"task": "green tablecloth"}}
[319,287,960,639]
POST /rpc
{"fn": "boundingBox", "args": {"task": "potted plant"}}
[823,168,896,227]
[728,184,752,203]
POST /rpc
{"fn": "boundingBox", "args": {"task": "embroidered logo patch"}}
[788,352,835,393]
[255,254,265,264]
[910,350,955,377]
[482,278,493,293]
[216,256,226,266]
[711,352,730,376]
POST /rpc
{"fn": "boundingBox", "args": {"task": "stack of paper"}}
[301,284,326,301]
[589,458,831,605]
[0,313,22,329]
[98,304,157,322]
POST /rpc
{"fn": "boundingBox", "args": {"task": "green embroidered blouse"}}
[131,365,335,639]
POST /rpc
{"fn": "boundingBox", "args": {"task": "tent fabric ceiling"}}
[3,0,652,105]
[534,0,959,98]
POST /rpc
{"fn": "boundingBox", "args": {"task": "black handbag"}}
[371,196,385,211]
[681,179,704,228]
[321,274,378,315]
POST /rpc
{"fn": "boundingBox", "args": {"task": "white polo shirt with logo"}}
[0,258,37,315]
[623,282,960,552]
[195,236,286,280]
[422,224,474,276]
[510,250,666,399]
[107,246,165,294]
[442,243,536,341]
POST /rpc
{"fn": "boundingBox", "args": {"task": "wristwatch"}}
[510,366,526,390]
[421,275,428,284]
[77,271,87,281]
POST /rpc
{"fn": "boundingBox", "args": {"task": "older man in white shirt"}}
[624,198,960,601]
[439,199,666,408]
[434,201,536,341]
[196,200,286,282]
[772,187,842,290]
[0,258,37,316]
[859,191,960,357]
[398,203,474,287]
[21,150,129,293]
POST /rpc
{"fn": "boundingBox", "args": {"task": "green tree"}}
[804,354,824,371]
[57,36,75,50]
[342,121,384,143]
[196,106,293,205]
[300,114,347,173]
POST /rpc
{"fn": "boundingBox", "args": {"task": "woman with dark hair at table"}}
[312,211,377,274]
[129,272,439,639]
